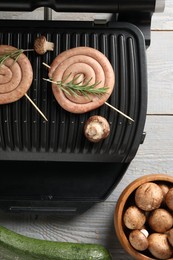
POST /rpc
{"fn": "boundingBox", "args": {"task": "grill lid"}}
[0,0,165,48]
[0,20,147,163]
[0,0,165,12]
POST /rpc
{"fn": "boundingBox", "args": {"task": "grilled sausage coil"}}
[0,45,33,104]
[49,46,115,114]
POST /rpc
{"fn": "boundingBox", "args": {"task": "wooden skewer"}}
[42,62,51,69]
[42,62,134,122]
[25,93,48,121]
[43,78,57,85]
[104,101,134,122]
[24,49,35,52]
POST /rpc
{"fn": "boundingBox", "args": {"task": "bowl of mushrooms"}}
[114,174,173,260]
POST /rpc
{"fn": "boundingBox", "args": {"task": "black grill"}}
[0,19,147,214]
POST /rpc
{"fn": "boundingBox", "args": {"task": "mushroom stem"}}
[140,229,149,238]
[45,41,54,51]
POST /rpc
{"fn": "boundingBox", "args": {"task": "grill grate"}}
[0,20,147,163]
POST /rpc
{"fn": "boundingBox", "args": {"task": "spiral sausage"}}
[49,46,115,114]
[0,45,33,104]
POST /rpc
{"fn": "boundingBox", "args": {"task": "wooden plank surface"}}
[0,1,172,259]
[147,32,173,114]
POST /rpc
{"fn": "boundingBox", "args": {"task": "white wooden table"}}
[0,1,172,259]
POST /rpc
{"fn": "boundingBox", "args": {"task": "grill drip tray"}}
[0,20,147,213]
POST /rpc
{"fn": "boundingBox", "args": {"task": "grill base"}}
[0,161,129,214]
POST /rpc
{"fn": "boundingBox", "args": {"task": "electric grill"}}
[0,0,165,214]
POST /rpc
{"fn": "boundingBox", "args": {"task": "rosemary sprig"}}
[43,74,109,98]
[0,49,34,65]
[42,63,134,122]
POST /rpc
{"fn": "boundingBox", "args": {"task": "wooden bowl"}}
[114,174,173,260]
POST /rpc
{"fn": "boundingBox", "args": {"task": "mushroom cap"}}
[34,35,47,55]
[148,208,173,233]
[158,183,170,198]
[148,233,173,259]
[165,187,173,210]
[167,228,173,247]
[129,230,149,251]
[135,182,163,211]
[123,205,146,230]
[84,115,110,142]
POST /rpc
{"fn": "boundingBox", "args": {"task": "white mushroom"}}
[158,182,171,206]
[165,187,173,210]
[129,229,149,251]
[158,183,170,198]
[84,115,110,142]
[148,233,173,259]
[123,205,146,230]
[148,208,173,233]
[34,35,54,55]
[135,182,163,211]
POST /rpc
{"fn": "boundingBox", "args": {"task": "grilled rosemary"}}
[0,49,33,65]
[43,74,109,98]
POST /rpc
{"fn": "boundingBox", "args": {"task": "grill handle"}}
[0,0,165,13]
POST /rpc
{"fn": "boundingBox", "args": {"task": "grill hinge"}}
[94,19,109,25]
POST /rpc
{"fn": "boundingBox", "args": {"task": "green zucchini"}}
[0,225,112,260]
